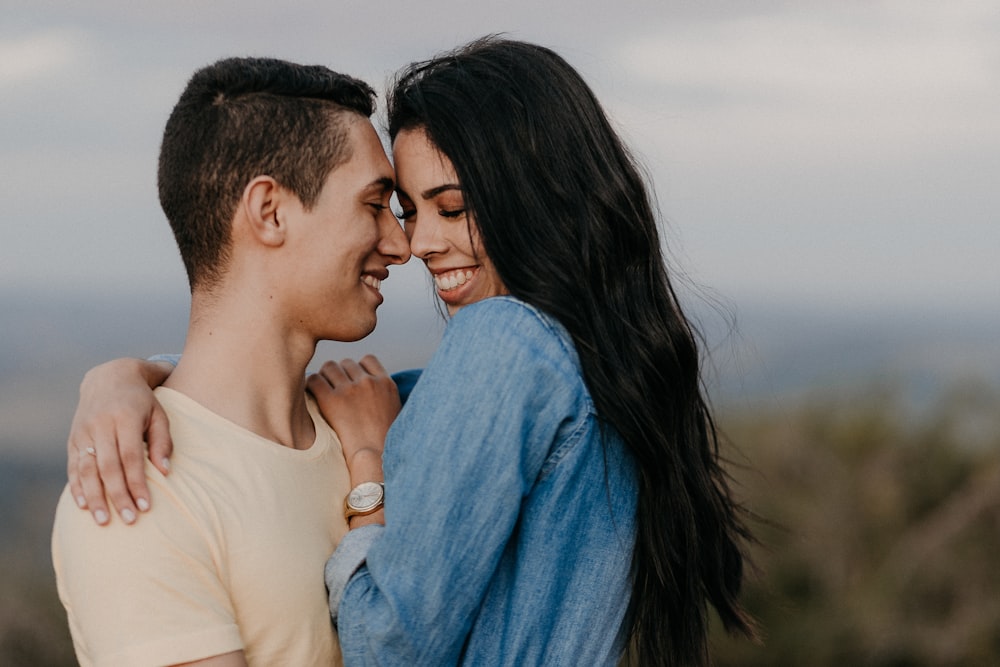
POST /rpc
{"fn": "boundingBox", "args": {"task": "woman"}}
[68,38,755,666]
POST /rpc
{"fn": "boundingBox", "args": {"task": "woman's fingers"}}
[146,402,173,478]
[67,436,86,510]
[338,358,366,382]
[359,354,388,377]
[95,427,139,525]
[306,370,335,401]
[66,357,176,525]
[76,437,111,525]
[317,359,350,386]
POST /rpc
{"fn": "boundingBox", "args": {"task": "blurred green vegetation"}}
[711,382,1000,666]
[0,462,76,666]
[3,382,998,666]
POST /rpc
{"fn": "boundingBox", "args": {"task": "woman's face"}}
[392,128,507,316]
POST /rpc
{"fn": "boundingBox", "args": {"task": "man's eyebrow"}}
[419,183,462,200]
[365,177,395,194]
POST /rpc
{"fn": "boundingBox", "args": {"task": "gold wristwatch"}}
[344,481,385,520]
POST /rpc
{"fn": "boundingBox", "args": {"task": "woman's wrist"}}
[81,357,173,393]
[346,447,384,488]
[344,448,385,529]
[348,508,385,529]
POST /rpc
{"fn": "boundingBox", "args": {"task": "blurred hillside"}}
[2,289,999,665]
[0,460,73,665]
[710,383,1000,666]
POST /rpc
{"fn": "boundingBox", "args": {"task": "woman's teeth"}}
[361,275,381,290]
[434,269,474,292]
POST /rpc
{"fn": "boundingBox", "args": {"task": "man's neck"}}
[164,294,318,450]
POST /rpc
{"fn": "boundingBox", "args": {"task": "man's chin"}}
[334,317,377,343]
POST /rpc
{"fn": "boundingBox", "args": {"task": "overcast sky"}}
[2,0,998,318]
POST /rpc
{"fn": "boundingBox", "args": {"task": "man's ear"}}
[239,175,287,247]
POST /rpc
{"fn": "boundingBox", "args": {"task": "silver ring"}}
[84,447,97,457]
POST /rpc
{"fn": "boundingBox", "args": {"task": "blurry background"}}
[2,1,998,664]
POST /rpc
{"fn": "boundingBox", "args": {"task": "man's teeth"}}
[434,270,474,291]
[361,275,381,290]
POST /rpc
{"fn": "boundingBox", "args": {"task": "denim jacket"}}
[326,296,638,666]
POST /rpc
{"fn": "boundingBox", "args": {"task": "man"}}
[52,56,409,666]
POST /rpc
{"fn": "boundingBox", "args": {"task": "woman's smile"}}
[432,266,477,291]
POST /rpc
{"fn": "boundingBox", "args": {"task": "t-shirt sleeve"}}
[51,471,243,667]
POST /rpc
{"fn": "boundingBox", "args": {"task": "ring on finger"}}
[84,446,97,457]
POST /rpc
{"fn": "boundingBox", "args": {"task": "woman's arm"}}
[71,355,415,527]
[326,299,576,664]
[307,354,400,530]
[67,357,174,525]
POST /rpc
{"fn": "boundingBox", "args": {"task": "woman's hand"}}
[307,355,400,466]
[307,355,398,528]
[67,358,174,525]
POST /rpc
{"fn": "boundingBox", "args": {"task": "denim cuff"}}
[325,524,383,624]
[147,353,181,367]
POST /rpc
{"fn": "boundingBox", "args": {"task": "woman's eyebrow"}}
[420,183,462,200]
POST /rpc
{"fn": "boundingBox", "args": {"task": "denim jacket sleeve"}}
[326,297,588,665]
[147,353,181,366]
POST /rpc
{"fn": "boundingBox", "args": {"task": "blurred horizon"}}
[3,282,998,463]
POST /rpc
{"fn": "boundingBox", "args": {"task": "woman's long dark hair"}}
[388,37,756,666]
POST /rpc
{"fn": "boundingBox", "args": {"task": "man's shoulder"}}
[51,481,244,666]
[52,463,205,552]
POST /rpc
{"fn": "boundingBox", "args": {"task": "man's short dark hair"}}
[158,57,376,289]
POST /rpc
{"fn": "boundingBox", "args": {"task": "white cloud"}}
[621,1,998,93]
[615,0,1000,164]
[0,28,93,87]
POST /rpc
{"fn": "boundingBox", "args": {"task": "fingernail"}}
[162,458,171,473]
[121,509,136,524]
[137,498,150,512]
[95,510,109,525]
[76,495,87,509]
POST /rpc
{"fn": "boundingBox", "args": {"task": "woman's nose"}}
[406,216,443,259]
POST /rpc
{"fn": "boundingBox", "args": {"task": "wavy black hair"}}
[388,37,756,666]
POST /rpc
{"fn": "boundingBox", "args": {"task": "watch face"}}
[348,481,384,511]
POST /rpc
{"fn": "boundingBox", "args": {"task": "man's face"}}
[283,116,410,342]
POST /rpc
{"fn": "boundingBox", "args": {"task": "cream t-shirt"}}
[52,387,351,667]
